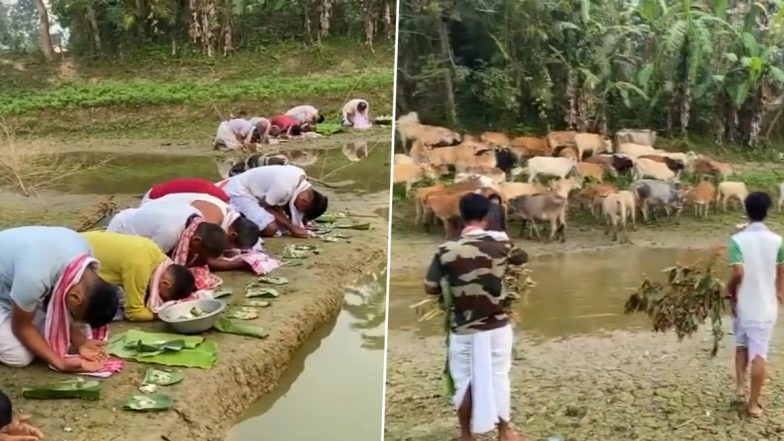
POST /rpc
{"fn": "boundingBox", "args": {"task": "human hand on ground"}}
[55,357,85,373]
[290,227,312,238]
[78,340,107,363]
[1,416,44,440]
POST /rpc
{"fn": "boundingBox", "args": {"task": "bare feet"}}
[748,402,763,418]
[736,384,747,401]
[499,428,524,441]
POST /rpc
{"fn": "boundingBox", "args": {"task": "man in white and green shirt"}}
[727,191,784,418]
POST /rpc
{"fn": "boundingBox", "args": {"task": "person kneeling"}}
[0,226,118,372]
[82,231,196,322]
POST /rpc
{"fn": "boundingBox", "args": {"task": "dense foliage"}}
[0,0,396,57]
[397,0,784,146]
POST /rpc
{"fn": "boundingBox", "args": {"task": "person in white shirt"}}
[285,105,324,125]
[214,118,269,151]
[107,199,227,266]
[219,165,328,238]
[726,191,784,418]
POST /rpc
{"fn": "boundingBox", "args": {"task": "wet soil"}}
[0,132,391,441]
[386,204,784,441]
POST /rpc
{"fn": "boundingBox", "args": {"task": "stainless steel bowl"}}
[158,299,226,334]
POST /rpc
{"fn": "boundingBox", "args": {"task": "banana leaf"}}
[314,123,343,135]
[143,368,184,386]
[22,379,100,401]
[244,300,272,308]
[127,341,218,369]
[123,394,173,412]
[124,339,185,357]
[245,287,279,298]
[229,307,259,320]
[257,276,289,285]
[283,258,304,267]
[215,317,268,339]
[122,330,204,349]
[319,235,340,242]
[211,288,233,299]
[315,212,347,223]
[333,222,371,230]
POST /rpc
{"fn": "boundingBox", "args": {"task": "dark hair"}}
[84,280,120,328]
[0,390,11,429]
[250,128,261,143]
[195,223,229,257]
[745,192,772,222]
[357,101,368,112]
[488,193,502,203]
[316,114,325,123]
[290,125,303,136]
[459,193,490,223]
[305,190,329,222]
[232,216,261,249]
[168,264,196,300]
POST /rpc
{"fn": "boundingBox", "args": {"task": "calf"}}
[614,129,656,146]
[546,131,578,152]
[481,131,510,148]
[577,162,606,182]
[633,158,677,182]
[510,136,550,157]
[526,156,580,183]
[602,193,628,241]
[631,179,683,221]
[393,162,436,194]
[396,112,461,152]
[716,181,748,211]
[508,191,569,242]
[684,181,716,217]
[425,187,496,238]
[576,183,618,217]
[414,182,447,226]
[618,142,658,158]
[494,147,519,173]
[574,133,612,160]
[617,190,637,230]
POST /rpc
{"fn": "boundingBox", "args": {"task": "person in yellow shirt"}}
[82,231,196,322]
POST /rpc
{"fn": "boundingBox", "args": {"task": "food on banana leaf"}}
[244,300,272,308]
[373,115,393,124]
[22,379,101,401]
[229,307,259,320]
[139,383,158,394]
[333,222,371,230]
[124,339,185,357]
[190,306,205,317]
[211,288,233,299]
[215,317,268,339]
[257,276,289,285]
[316,213,347,223]
[283,258,304,267]
[123,394,173,412]
[245,287,279,298]
[143,368,184,386]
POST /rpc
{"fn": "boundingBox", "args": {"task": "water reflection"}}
[389,248,716,342]
[227,267,386,441]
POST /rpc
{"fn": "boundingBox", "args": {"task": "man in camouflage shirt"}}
[425,193,527,441]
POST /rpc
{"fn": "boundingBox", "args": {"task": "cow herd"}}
[393,112,768,242]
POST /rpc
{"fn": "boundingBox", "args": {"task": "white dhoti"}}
[214,122,245,151]
[448,324,513,434]
[0,305,46,368]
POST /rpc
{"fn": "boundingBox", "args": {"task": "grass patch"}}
[0,71,393,117]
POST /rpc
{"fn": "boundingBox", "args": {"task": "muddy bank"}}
[386,213,784,440]
[1,191,389,441]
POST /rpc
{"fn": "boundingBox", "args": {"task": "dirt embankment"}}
[386,209,784,441]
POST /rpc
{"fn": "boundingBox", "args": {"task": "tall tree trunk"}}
[436,15,457,126]
[86,3,102,53]
[363,0,375,48]
[383,0,393,40]
[319,0,333,39]
[304,0,313,43]
[33,0,54,61]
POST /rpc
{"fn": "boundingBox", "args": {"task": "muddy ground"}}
[385,193,784,441]
[0,132,391,441]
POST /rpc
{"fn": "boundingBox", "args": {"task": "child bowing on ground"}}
[82,231,196,322]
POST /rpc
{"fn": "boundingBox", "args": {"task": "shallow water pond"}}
[227,268,386,441]
[389,247,722,341]
[53,140,390,195]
